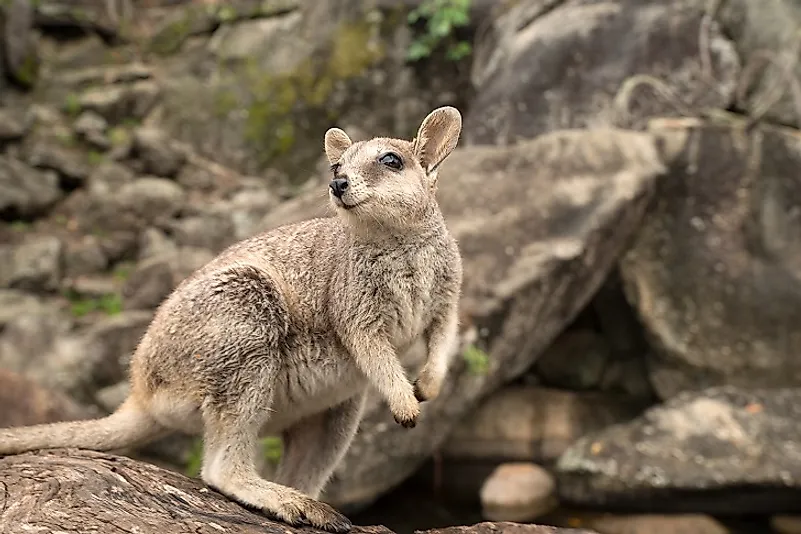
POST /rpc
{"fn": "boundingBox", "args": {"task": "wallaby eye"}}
[378,152,403,170]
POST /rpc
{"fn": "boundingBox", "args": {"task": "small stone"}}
[65,276,117,298]
[95,380,131,413]
[117,177,186,224]
[63,235,109,278]
[122,256,174,310]
[78,86,127,121]
[73,110,110,149]
[0,108,32,141]
[0,235,63,292]
[0,290,48,327]
[128,81,161,119]
[480,463,558,522]
[138,227,177,260]
[586,514,730,534]
[73,110,108,136]
[0,156,62,219]
[772,515,801,534]
[25,141,91,186]
[170,213,234,251]
[132,127,187,178]
[86,161,135,196]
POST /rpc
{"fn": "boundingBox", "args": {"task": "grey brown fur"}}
[0,107,464,533]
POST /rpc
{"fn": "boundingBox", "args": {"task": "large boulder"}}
[463,0,741,145]
[556,386,801,514]
[619,115,801,399]
[254,127,669,510]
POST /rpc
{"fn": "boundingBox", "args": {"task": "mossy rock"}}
[147,0,301,56]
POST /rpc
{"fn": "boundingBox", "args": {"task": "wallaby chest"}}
[359,238,453,350]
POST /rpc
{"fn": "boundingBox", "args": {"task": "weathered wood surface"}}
[0,449,392,534]
[0,449,598,534]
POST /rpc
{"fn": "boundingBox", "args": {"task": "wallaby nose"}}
[329,177,349,198]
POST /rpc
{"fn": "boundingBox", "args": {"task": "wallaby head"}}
[323,106,462,230]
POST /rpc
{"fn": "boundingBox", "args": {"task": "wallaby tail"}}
[0,398,165,455]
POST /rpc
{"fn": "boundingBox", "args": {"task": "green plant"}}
[65,291,123,317]
[184,438,204,477]
[407,0,472,62]
[462,343,489,375]
[63,93,82,117]
[9,220,29,232]
[87,150,105,165]
[183,436,283,478]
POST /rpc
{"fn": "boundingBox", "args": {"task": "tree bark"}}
[0,449,597,534]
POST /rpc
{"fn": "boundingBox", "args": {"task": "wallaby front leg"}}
[347,336,419,428]
[414,303,459,402]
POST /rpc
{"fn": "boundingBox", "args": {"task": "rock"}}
[3,0,40,88]
[772,515,801,534]
[44,310,153,401]
[464,0,740,145]
[62,235,109,278]
[132,127,187,178]
[556,386,801,514]
[170,212,235,251]
[85,160,135,196]
[0,368,96,428]
[424,523,598,534]
[0,108,32,141]
[579,514,730,534]
[227,177,281,239]
[0,304,74,382]
[480,463,558,522]
[620,115,801,398]
[0,235,63,292]
[535,329,611,391]
[72,110,109,149]
[0,156,62,219]
[255,128,667,510]
[157,2,468,178]
[122,256,175,310]
[34,0,121,40]
[443,386,646,464]
[718,0,801,128]
[0,449,590,534]
[94,379,130,412]
[77,81,161,124]
[24,140,91,187]
[117,177,185,223]
[138,226,177,259]
[0,289,51,327]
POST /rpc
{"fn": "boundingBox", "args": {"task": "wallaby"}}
[0,107,464,533]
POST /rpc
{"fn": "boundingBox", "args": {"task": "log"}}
[0,449,598,534]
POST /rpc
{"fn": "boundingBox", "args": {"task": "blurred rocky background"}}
[1,0,801,533]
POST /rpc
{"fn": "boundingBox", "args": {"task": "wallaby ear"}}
[412,106,462,174]
[324,128,353,165]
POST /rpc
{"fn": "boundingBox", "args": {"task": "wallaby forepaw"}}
[413,374,441,402]
[392,400,420,428]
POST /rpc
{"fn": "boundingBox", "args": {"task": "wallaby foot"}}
[200,410,352,533]
[274,393,366,499]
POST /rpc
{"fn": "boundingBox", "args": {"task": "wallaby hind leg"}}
[273,392,366,499]
[200,405,352,533]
